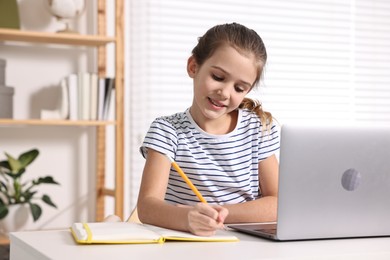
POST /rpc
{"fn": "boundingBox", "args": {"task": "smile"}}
[208,97,225,108]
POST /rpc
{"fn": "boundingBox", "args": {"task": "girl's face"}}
[188,44,258,125]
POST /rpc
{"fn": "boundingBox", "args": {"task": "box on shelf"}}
[0,85,14,118]
[0,59,5,85]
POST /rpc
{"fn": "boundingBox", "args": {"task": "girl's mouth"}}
[208,97,225,108]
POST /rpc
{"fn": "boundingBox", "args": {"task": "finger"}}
[188,209,219,229]
[194,203,220,220]
[188,218,219,236]
[194,203,229,228]
[213,205,229,223]
[189,213,224,235]
[188,208,226,234]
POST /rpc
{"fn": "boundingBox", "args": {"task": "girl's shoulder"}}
[239,108,280,134]
[154,111,186,123]
[152,110,191,131]
[239,108,262,124]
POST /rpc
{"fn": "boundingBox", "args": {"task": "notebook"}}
[70,222,238,244]
[228,124,390,241]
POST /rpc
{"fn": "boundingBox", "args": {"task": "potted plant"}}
[0,148,60,224]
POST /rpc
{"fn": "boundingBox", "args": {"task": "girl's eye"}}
[212,74,224,81]
[235,85,245,93]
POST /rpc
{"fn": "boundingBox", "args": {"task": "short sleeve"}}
[258,122,280,161]
[139,117,178,160]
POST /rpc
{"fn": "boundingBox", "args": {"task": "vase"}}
[0,204,32,235]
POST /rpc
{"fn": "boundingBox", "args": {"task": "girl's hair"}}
[192,22,273,127]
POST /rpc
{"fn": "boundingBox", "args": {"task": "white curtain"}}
[124,0,390,213]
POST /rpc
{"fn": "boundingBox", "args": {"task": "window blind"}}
[354,0,390,121]
[124,0,390,212]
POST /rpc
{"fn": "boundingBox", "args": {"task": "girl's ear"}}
[187,56,197,78]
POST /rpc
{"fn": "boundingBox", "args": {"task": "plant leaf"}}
[33,176,60,185]
[0,204,8,219]
[42,195,57,208]
[18,149,39,168]
[0,181,7,191]
[5,152,21,173]
[21,190,36,202]
[13,169,26,179]
[0,160,11,170]
[3,168,25,180]
[29,203,42,222]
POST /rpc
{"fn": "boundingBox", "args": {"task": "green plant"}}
[0,149,60,222]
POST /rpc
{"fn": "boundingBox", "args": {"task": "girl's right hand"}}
[185,203,228,236]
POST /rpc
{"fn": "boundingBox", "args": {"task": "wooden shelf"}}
[0,28,115,46]
[0,234,9,245]
[0,0,125,221]
[0,119,116,126]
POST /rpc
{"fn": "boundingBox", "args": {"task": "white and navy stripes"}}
[140,108,280,205]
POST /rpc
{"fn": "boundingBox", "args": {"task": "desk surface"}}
[9,228,390,260]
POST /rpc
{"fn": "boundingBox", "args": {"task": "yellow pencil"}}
[165,155,207,203]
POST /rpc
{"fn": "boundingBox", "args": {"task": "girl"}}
[137,22,280,236]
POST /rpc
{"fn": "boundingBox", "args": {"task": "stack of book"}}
[0,59,14,119]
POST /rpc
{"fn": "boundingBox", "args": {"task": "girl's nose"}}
[216,88,228,99]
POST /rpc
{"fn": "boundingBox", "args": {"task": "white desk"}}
[9,229,390,260]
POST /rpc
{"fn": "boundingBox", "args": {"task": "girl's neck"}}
[189,108,238,135]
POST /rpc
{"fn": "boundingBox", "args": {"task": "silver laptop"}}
[228,124,390,241]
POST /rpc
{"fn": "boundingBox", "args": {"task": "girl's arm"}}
[223,154,279,223]
[137,149,227,236]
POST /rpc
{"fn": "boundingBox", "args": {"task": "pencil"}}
[165,155,207,203]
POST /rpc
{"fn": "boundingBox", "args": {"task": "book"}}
[102,77,115,120]
[64,73,114,121]
[89,73,98,121]
[78,72,91,120]
[67,74,79,120]
[106,87,116,120]
[97,77,106,120]
[70,222,239,244]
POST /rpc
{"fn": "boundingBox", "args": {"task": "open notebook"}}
[70,222,238,244]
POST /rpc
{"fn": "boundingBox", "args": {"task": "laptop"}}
[228,124,390,241]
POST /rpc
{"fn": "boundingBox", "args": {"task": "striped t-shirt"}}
[140,108,280,205]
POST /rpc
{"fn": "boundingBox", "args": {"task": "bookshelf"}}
[0,234,8,245]
[0,0,124,226]
[0,28,115,46]
[0,119,115,126]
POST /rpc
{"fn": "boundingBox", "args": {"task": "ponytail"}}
[239,98,273,128]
